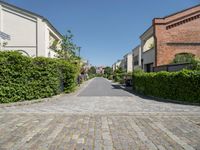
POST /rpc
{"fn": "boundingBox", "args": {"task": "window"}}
[134,55,139,66]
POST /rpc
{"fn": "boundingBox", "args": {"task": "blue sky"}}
[5,0,200,66]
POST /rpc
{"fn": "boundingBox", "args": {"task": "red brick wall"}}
[154,6,200,66]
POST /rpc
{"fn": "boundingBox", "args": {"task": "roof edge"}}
[0,0,63,39]
[140,25,153,39]
[162,4,200,20]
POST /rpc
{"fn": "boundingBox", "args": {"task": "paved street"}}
[0,77,200,150]
[78,77,133,97]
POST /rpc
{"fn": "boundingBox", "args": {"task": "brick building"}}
[141,4,200,72]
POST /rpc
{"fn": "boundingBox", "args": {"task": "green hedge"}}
[133,70,200,103]
[0,51,79,103]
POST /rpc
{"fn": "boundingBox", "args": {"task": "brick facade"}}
[153,5,200,66]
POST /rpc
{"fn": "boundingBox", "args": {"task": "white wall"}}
[0,3,62,58]
[132,46,142,69]
[142,48,155,66]
[116,60,122,69]
[37,18,46,57]
[140,27,155,71]
[143,36,154,52]
[126,53,133,72]
[1,7,37,56]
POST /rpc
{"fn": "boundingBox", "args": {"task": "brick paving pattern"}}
[0,78,200,150]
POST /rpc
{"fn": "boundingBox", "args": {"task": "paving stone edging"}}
[0,78,94,108]
[0,94,65,108]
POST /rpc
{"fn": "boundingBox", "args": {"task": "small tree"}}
[113,67,125,82]
[54,30,81,61]
[104,66,112,78]
[88,66,96,75]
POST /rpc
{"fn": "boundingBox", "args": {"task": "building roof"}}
[124,51,132,57]
[140,25,153,39]
[140,4,200,38]
[132,45,140,52]
[0,0,63,39]
[157,4,200,20]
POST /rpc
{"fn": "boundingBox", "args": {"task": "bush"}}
[0,51,79,103]
[113,73,123,82]
[172,53,195,64]
[133,70,200,103]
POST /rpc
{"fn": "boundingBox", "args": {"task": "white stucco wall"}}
[140,26,155,71]
[0,2,62,58]
[142,48,155,66]
[143,36,154,52]
[132,45,142,70]
[115,60,122,69]
[1,6,37,56]
[126,53,133,72]
[112,64,116,71]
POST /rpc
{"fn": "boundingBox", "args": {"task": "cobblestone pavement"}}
[0,78,200,150]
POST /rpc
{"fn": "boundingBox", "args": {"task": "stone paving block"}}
[0,78,200,149]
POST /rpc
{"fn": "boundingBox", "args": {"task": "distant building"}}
[123,52,133,72]
[96,66,104,74]
[112,63,116,71]
[81,59,91,73]
[132,45,142,70]
[0,1,62,57]
[112,60,123,71]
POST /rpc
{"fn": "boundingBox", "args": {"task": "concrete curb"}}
[0,79,93,108]
[131,90,200,106]
[0,94,64,108]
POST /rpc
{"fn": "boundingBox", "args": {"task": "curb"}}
[132,90,200,106]
[0,94,64,108]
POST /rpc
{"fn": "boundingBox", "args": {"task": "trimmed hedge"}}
[133,70,200,103]
[0,51,79,103]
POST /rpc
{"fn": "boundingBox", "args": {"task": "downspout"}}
[153,19,157,67]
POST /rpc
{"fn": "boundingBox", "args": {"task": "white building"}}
[0,1,62,57]
[123,52,133,73]
[116,60,122,69]
[140,26,155,72]
[132,45,142,70]
[112,63,116,71]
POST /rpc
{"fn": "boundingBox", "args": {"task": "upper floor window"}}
[134,55,139,66]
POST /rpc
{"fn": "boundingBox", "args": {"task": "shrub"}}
[0,51,79,103]
[133,70,200,103]
[192,58,200,70]
[172,53,195,64]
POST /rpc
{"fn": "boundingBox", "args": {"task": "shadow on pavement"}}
[111,83,200,106]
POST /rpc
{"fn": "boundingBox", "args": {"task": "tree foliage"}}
[88,66,96,75]
[113,67,125,82]
[104,67,112,76]
[54,30,81,62]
